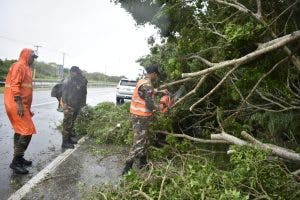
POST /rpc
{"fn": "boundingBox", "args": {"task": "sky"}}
[0,0,158,79]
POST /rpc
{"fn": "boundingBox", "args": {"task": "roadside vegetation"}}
[75,101,300,199]
[76,0,300,199]
[0,59,123,82]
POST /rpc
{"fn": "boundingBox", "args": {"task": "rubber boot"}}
[137,155,148,169]
[19,157,32,166]
[122,160,133,175]
[62,138,74,149]
[9,157,29,174]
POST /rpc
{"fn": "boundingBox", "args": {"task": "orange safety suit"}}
[4,48,36,135]
[130,79,154,117]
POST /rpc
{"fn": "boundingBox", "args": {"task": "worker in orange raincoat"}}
[4,48,38,174]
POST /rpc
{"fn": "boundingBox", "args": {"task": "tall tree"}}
[115,0,300,157]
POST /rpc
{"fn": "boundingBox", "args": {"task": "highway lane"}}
[0,87,116,199]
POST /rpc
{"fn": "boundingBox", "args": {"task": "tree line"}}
[0,58,123,82]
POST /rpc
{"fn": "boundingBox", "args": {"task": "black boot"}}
[62,139,74,149]
[122,161,133,175]
[10,157,29,174]
[137,155,148,169]
[19,157,32,166]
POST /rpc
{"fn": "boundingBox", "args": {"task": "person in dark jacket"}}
[61,66,87,149]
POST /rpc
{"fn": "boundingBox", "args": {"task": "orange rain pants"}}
[4,48,36,135]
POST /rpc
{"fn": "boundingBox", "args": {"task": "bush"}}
[74,102,133,145]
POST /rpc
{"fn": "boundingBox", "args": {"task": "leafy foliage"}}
[83,144,300,200]
[74,102,133,145]
[80,1,300,199]
[0,59,15,80]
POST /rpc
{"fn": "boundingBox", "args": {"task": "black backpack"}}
[51,83,63,98]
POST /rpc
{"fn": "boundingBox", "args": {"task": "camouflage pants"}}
[13,133,32,158]
[126,114,152,163]
[62,104,79,140]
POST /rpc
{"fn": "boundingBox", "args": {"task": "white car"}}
[116,79,137,104]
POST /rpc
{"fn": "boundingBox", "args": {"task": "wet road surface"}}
[0,87,116,200]
[24,141,127,200]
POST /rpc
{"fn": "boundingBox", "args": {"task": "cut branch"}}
[211,131,248,146]
[211,131,300,162]
[241,131,300,162]
[156,131,228,144]
[182,30,300,78]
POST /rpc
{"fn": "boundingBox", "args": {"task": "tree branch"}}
[159,77,194,89]
[156,131,228,144]
[292,169,300,176]
[241,131,300,162]
[228,57,289,119]
[174,74,209,106]
[182,30,300,78]
[187,55,214,67]
[256,0,262,19]
[190,64,239,110]
[210,0,256,18]
[209,0,300,71]
[212,131,300,162]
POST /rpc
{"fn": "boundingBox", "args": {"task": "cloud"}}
[0,0,157,79]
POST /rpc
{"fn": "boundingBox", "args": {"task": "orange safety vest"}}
[130,79,154,116]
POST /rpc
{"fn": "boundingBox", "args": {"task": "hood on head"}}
[18,48,34,65]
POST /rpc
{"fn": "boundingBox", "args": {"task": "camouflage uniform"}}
[13,133,32,159]
[62,104,80,140]
[125,79,156,167]
[61,73,87,143]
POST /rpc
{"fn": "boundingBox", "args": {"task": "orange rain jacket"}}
[4,48,36,135]
[130,79,154,117]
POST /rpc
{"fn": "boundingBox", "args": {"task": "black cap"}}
[145,65,159,74]
[70,66,81,73]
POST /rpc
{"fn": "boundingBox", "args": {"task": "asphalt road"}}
[0,87,116,200]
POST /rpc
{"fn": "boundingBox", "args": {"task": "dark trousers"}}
[13,133,32,158]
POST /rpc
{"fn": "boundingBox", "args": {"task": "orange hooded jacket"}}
[4,48,36,135]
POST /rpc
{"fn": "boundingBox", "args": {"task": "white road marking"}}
[8,137,87,200]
